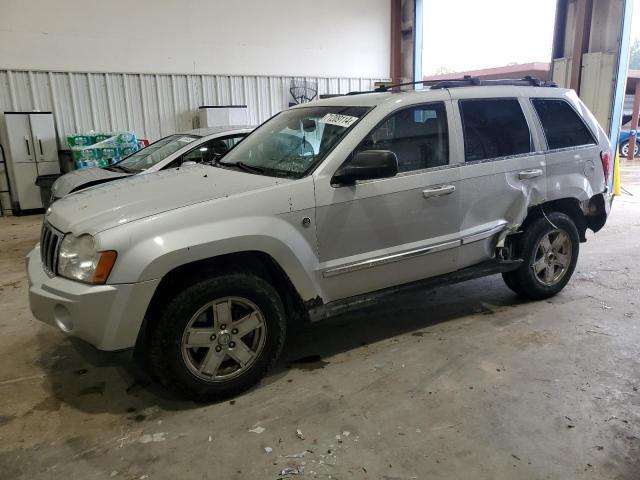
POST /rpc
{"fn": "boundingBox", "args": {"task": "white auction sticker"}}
[319,113,359,128]
[176,136,197,143]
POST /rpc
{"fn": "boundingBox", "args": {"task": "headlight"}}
[58,234,117,284]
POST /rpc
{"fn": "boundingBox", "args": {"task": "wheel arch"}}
[521,198,588,242]
[137,250,310,353]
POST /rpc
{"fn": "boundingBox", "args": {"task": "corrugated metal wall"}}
[0,69,387,146]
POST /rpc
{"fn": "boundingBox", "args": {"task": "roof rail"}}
[430,75,557,89]
[372,76,557,93]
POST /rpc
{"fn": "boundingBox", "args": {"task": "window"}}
[356,103,449,173]
[116,134,200,172]
[181,135,246,164]
[531,99,596,150]
[460,99,531,162]
[221,106,369,177]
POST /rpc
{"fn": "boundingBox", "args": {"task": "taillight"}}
[600,150,611,183]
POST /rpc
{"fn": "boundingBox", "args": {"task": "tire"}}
[501,268,525,296]
[620,141,639,158]
[502,212,579,300]
[149,272,286,401]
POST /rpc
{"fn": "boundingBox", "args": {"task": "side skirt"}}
[308,259,523,322]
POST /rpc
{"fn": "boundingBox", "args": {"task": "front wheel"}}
[502,212,579,300]
[149,272,286,401]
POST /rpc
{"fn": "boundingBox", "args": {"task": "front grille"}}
[40,222,64,276]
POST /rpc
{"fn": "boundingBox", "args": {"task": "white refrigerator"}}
[0,112,60,214]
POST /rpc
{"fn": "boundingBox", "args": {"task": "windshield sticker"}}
[176,136,197,143]
[319,113,359,128]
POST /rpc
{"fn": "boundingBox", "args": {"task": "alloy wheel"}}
[531,229,572,286]
[181,296,267,382]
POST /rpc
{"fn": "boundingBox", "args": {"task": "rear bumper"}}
[586,192,611,233]
[27,246,159,351]
[604,191,613,215]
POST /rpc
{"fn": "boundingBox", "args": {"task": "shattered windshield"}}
[220,106,370,177]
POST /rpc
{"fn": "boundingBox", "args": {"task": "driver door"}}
[314,100,462,302]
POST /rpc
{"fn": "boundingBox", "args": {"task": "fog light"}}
[54,304,73,332]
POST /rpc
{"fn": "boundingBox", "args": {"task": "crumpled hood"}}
[46,165,291,235]
[51,167,131,199]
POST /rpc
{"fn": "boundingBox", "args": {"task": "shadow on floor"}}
[36,275,527,414]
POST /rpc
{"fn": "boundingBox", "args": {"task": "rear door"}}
[455,96,547,269]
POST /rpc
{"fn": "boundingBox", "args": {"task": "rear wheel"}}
[149,272,286,401]
[502,212,579,300]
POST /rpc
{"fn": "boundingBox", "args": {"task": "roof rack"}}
[430,75,557,89]
[372,76,557,93]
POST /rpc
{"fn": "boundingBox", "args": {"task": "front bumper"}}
[27,246,160,351]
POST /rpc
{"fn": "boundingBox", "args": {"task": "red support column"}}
[627,80,640,160]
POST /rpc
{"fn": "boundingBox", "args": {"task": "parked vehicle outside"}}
[27,81,612,401]
[50,126,253,202]
[618,129,638,157]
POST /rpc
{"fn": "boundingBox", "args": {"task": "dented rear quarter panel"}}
[537,91,608,209]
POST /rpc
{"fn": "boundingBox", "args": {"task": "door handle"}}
[24,136,33,160]
[518,169,543,180]
[422,184,456,198]
[37,137,44,157]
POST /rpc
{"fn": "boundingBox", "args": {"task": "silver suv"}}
[27,79,612,400]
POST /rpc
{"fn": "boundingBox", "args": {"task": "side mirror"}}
[332,150,398,185]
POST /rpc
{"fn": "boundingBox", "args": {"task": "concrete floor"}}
[1,165,639,480]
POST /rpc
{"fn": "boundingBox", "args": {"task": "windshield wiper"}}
[106,165,131,173]
[222,161,265,174]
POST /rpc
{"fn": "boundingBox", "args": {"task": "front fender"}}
[101,210,322,303]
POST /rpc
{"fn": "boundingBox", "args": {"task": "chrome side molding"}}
[322,240,460,278]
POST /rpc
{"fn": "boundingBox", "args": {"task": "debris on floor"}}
[285,450,311,458]
[139,432,167,443]
[264,446,273,455]
[287,355,329,371]
[280,465,305,476]
[295,428,305,440]
[249,425,265,434]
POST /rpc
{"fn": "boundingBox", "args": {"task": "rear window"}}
[116,134,200,173]
[459,99,532,162]
[531,99,596,150]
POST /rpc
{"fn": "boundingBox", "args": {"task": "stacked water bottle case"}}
[67,131,142,169]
